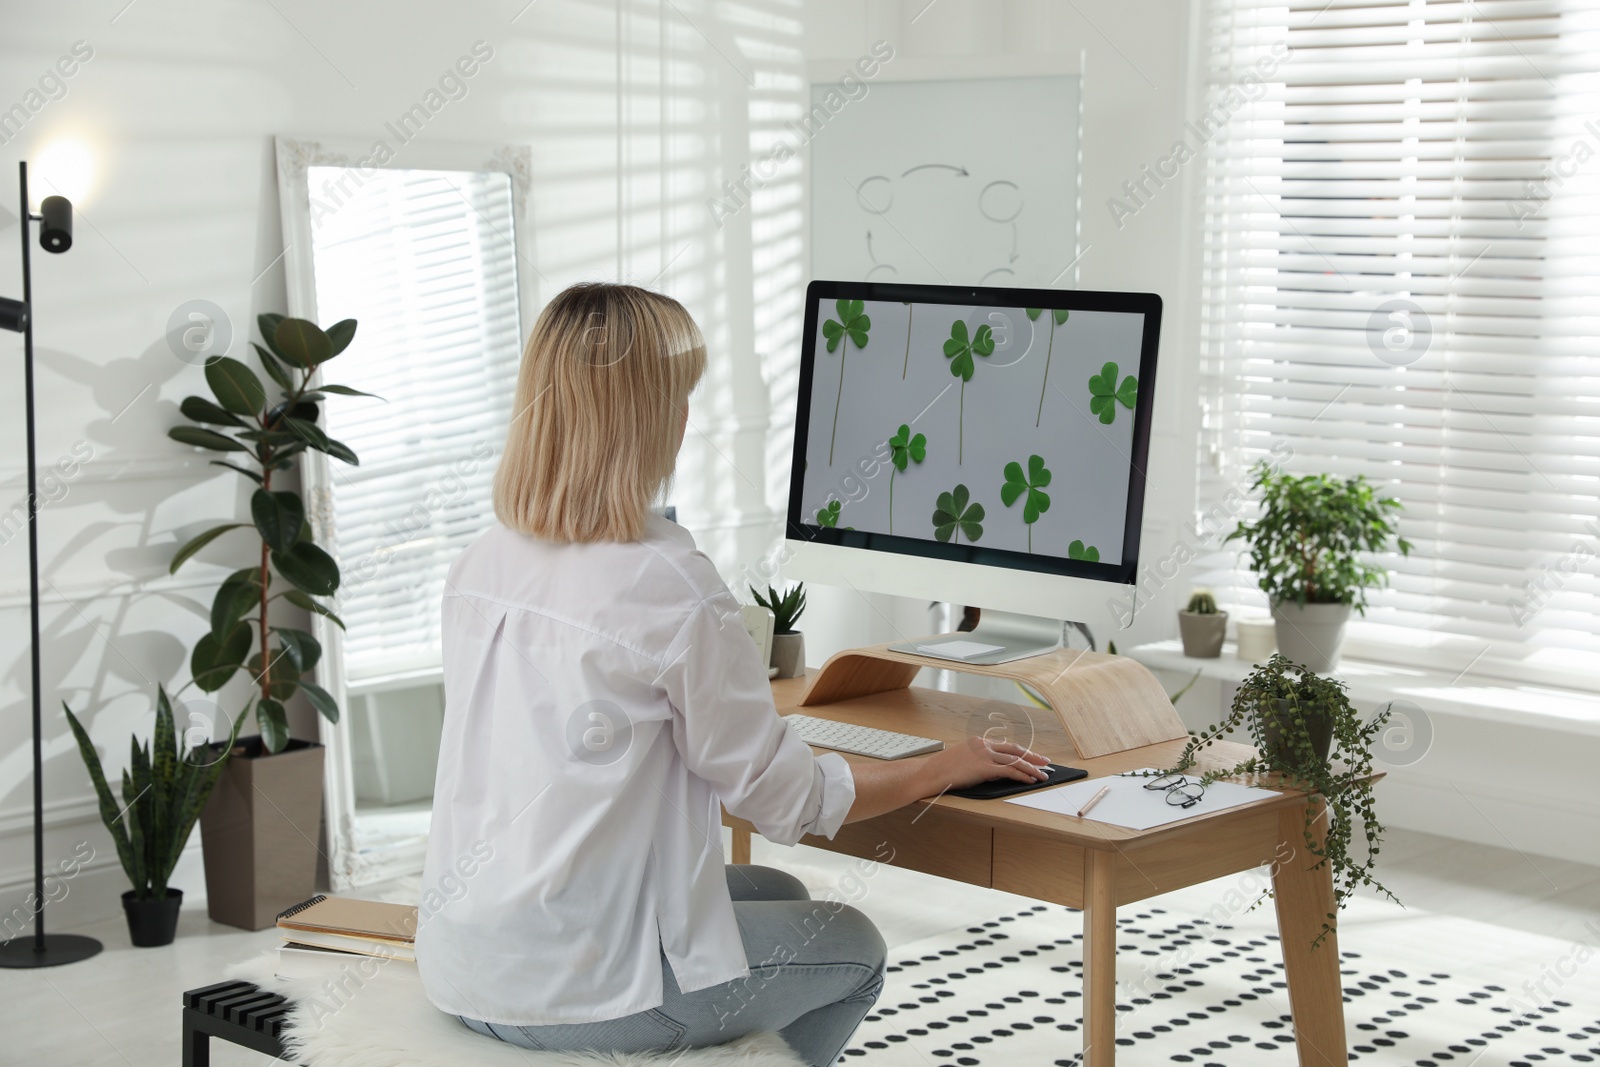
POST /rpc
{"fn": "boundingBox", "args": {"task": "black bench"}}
[182,980,292,1065]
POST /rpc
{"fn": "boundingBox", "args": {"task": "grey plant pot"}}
[771,631,806,679]
[1270,600,1351,674]
[1177,610,1228,658]
[1258,697,1335,772]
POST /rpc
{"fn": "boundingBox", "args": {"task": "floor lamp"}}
[0,161,102,967]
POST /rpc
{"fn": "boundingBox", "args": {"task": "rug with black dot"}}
[839,901,1600,1066]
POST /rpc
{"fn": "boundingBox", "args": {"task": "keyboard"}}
[785,714,944,760]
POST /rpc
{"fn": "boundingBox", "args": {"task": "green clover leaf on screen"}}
[1088,361,1138,425]
[932,484,984,544]
[822,299,871,466]
[816,499,842,528]
[885,424,927,535]
[887,424,926,472]
[1001,454,1052,552]
[942,319,995,464]
[942,318,994,381]
[1068,539,1100,562]
[822,299,870,352]
[1025,308,1070,326]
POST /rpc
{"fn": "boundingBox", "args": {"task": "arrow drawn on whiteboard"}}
[980,266,1016,284]
[865,231,897,278]
[854,175,893,215]
[901,163,969,178]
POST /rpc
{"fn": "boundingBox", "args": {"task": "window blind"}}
[308,167,523,683]
[1197,0,1600,690]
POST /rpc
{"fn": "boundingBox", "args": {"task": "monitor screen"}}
[788,281,1160,587]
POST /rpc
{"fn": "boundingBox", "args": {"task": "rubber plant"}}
[62,687,242,902]
[821,298,871,464]
[942,319,994,463]
[167,314,377,752]
[1000,454,1051,551]
[1024,308,1068,426]
[886,423,926,534]
[1150,653,1396,948]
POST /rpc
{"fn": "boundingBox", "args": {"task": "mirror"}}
[275,137,534,888]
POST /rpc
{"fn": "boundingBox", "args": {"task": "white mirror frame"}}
[274,135,536,889]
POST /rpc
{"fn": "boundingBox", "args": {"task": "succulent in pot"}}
[751,582,807,679]
[1177,588,1228,658]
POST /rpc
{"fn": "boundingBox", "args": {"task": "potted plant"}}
[167,313,375,929]
[1177,588,1227,658]
[751,583,807,679]
[1226,461,1410,672]
[62,688,241,946]
[1158,653,1396,947]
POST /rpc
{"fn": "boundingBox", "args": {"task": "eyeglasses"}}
[1143,773,1206,809]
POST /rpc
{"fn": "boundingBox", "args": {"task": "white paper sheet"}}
[1004,769,1281,830]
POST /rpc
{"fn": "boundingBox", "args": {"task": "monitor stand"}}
[888,609,1063,666]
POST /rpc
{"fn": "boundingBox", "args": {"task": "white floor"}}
[4,826,1597,1066]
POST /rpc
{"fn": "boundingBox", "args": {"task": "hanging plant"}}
[886,423,926,534]
[821,298,871,464]
[942,319,994,463]
[1025,308,1068,426]
[1149,653,1397,948]
[1000,454,1051,552]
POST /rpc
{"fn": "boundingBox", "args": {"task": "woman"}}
[416,283,1050,1066]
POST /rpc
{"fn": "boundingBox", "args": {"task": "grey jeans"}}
[460,865,886,1067]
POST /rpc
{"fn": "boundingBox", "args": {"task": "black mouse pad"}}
[947,763,1087,800]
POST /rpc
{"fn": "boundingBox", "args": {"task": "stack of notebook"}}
[275,895,419,979]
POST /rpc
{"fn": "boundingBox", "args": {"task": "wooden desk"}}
[724,674,1346,1067]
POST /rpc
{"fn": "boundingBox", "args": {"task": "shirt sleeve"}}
[656,592,856,845]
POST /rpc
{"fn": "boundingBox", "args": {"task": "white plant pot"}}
[1270,601,1351,674]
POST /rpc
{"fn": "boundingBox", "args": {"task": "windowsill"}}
[1124,640,1600,738]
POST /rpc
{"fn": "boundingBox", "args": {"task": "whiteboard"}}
[809,76,1081,287]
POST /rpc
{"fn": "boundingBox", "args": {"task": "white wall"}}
[0,0,1210,934]
[0,0,809,934]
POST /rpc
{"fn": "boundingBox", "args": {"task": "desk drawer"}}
[993,808,1284,907]
[802,806,992,888]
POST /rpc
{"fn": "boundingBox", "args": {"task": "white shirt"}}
[415,516,855,1026]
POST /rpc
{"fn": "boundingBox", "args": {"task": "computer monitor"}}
[785,280,1161,663]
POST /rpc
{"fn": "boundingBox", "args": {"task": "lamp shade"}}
[39,196,71,253]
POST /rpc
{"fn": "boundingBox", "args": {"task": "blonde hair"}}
[494,283,707,542]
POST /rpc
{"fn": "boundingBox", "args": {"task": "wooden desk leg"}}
[731,825,751,866]
[1272,802,1346,1067]
[1082,849,1117,1067]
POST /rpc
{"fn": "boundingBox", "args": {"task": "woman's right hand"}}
[919,735,1051,795]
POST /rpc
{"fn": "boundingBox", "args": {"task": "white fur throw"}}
[226,952,806,1067]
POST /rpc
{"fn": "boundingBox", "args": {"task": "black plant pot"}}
[122,888,183,947]
[1258,698,1333,772]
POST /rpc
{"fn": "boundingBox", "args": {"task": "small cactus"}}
[1185,589,1219,615]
